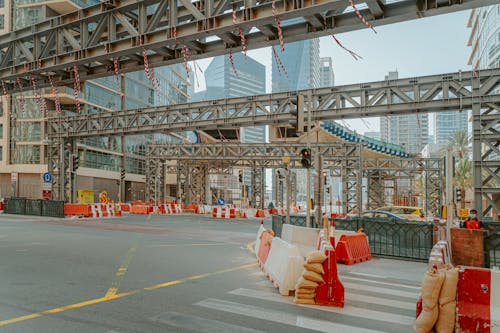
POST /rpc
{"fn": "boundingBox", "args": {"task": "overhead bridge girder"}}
[0,0,496,89]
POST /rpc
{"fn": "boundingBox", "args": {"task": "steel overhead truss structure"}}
[146,142,363,212]
[362,158,443,216]
[47,69,500,139]
[0,0,496,90]
[473,83,500,217]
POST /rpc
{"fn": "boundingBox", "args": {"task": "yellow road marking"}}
[246,241,256,255]
[0,262,258,328]
[105,234,142,298]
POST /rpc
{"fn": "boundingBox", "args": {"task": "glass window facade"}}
[468,5,500,71]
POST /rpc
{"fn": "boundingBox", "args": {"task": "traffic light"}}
[238,170,243,183]
[455,188,462,202]
[120,168,126,181]
[300,148,311,168]
[290,94,305,134]
[72,154,79,172]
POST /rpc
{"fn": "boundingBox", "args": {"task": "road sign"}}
[42,172,53,183]
[42,190,52,200]
[217,198,225,206]
[42,182,52,190]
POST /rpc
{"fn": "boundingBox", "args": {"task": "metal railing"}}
[484,221,500,269]
[272,215,319,238]
[4,198,65,218]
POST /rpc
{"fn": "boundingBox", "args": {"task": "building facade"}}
[467,5,500,71]
[379,71,429,154]
[272,39,320,92]
[319,57,335,88]
[434,111,468,146]
[0,0,191,201]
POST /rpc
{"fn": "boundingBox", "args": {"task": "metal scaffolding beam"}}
[0,0,494,89]
[47,69,500,139]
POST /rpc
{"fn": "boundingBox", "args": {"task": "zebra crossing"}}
[149,271,421,333]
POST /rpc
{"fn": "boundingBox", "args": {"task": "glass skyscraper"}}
[272,39,320,92]
[467,5,500,71]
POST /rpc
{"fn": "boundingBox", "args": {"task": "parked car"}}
[377,206,426,221]
[359,210,410,221]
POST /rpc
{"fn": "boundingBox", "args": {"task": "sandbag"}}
[415,307,439,333]
[296,277,318,289]
[306,251,327,264]
[303,263,324,274]
[295,287,316,295]
[421,269,445,310]
[435,301,456,333]
[438,268,458,305]
[303,270,325,284]
[295,292,316,299]
[293,298,316,305]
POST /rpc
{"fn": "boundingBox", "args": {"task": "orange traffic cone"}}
[243,211,247,218]
[260,220,264,225]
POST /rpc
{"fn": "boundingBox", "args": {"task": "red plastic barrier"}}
[131,205,149,214]
[316,247,344,307]
[257,231,274,268]
[336,233,372,265]
[64,204,91,217]
[456,267,492,333]
[0,199,4,213]
[120,204,130,212]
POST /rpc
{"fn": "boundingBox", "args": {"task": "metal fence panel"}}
[484,222,500,269]
[25,199,43,216]
[272,215,319,238]
[41,200,65,218]
[4,197,26,215]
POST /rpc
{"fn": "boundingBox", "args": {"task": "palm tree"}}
[443,129,471,159]
[454,158,473,209]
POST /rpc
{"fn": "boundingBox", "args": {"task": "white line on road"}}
[195,298,389,333]
[342,276,421,290]
[228,288,415,325]
[342,282,419,299]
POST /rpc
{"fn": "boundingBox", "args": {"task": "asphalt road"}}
[0,213,425,332]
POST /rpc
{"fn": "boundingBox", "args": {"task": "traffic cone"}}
[243,211,247,218]
[260,220,264,225]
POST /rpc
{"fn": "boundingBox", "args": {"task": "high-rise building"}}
[467,5,500,71]
[272,39,320,92]
[0,0,191,200]
[379,71,429,154]
[319,57,335,87]
[434,111,468,146]
[201,53,266,191]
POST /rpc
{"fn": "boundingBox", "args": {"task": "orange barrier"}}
[336,233,372,265]
[131,205,149,214]
[257,230,274,268]
[120,204,131,212]
[255,209,266,218]
[64,204,91,217]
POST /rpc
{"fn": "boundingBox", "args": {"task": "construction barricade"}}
[428,240,452,268]
[212,206,236,219]
[336,233,372,265]
[131,205,149,214]
[281,224,320,258]
[257,229,274,268]
[456,267,500,333]
[0,198,5,213]
[254,221,265,257]
[263,237,304,296]
[315,247,345,307]
[64,204,92,217]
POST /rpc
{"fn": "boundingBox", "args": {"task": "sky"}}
[191,9,473,135]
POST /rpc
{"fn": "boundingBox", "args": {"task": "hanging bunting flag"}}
[113,58,122,95]
[331,35,362,60]
[229,49,238,77]
[29,74,42,114]
[181,46,190,78]
[271,1,285,52]
[73,64,81,113]
[348,0,376,33]
[1,79,7,102]
[272,46,288,77]
[48,75,61,114]
[16,78,25,113]
[232,11,247,56]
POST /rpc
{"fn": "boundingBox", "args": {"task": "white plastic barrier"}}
[281,224,320,258]
[255,223,265,257]
[90,204,102,217]
[264,237,304,295]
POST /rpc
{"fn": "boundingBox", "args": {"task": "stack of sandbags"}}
[294,251,327,305]
[415,267,445,333]
[435,267,459,333]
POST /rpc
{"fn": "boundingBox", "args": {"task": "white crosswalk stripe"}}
[150,271,419,332]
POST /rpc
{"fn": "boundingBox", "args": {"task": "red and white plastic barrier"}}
[457,267,500,332]
[429,240,452,268]
[90,204,103,217]
[281,224,320,258]
[263,237,304,295]
[212,206,235,219]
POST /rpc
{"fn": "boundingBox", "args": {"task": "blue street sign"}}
[217,198,225,206]
[42,172,53,183]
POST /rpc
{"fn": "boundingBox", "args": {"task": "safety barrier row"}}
[212,206,236,219]
[64,203,122,218]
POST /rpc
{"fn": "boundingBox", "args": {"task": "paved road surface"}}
[0,214,425,332]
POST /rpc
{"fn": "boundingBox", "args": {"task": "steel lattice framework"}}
[0,0,495,90]
[144,143,442,214]
[47,69,500,139]
[46,69,498,216]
